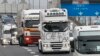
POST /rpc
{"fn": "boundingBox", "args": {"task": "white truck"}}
[1,24,11,45]
[73,25,100,56]
[1,23,18,45]
[38,8,71,53]
[9,24,18,45]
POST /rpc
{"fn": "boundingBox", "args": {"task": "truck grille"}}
[50,42,62,49]
[30,32,40,36]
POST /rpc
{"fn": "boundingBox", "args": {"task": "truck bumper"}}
[2,38,10,44]
[42,42,71,52]
[24,36,40,45]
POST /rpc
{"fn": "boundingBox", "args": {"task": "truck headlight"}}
[14,32,18,35]
[43,44,48,47]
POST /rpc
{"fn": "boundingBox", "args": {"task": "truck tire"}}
[70,41,74,52]
[19,36,24,46]
[19,35,28,46]
[38,42,42,52]
[1,40,4,45]
[38,42,44,54]
[10,40,13,45]
[39,43,46,54]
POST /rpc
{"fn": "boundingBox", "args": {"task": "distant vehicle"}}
[16,9,40,46]
[1,24,11,45]
[1,24,18,45]
[0,15,18,45]
[38,8,72,53]
[10,24,18,45]
[1,15,15,24]
[73,25,100,56]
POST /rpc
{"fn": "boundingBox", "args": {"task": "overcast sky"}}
[0,0,32,4]
[0,0,35,8]
[0,0,50,9]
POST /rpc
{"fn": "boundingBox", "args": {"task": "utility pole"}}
[20,0,27,10]
[2,0,8,14]
[2,0,8,3]
[20,0,26,4]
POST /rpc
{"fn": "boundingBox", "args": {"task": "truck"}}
[38,8,71,53]
[10,24,18,45]
[73,25,100,56]
[1,24,11,45]
[16,9,40,46]
[1,23,18,45]
[0,15,18,45]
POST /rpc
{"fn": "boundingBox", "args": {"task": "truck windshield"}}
[4,30,10,34]
[77,36,100,54]
[25,20,39,28]
[43,22,68,32]
[1,15,15,24]
[79,31,100,36]
[10,28,17,33]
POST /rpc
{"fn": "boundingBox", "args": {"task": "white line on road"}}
[27,49,32,52]
[3,45,6,48]
[33,55,39,56]
[30,52,36,54]
[22,47,29,50]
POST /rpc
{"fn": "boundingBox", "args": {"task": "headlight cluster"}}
[43,44,49,48]
[14,32,18,35]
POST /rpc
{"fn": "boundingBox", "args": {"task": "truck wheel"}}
[38,42,43,53]
[38,42,42,52]
[10,40,12,45]
[19,36,24,46]
[1,40,4,45]
[19,36,28,46]
[39,43,45,54]
[70,41,74,52]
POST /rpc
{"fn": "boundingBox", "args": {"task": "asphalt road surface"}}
[0,45,73,56]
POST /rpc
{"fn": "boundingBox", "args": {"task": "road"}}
[0,45,73,56]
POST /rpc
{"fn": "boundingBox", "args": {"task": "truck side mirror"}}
[2,21,5,24]
[38,24,41,31]
[70,22,73,31]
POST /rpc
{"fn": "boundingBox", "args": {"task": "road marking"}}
[27,49,32,52]
[33,55,39,56]
[30,52,36,54]
[23,47,29,50]
[3,45,6,48]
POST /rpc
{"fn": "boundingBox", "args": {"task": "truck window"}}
[1,15,15,24]
[43,22,68,32]
[79,31,100,36]
[10,28,17,33]
[77,36,100,54]
[25,20,39,28]
[4,30,10,34]
[29,13,40,15]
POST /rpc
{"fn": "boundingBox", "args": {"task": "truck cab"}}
[1,24,11,45]
[73,25,100,56]
[38,8,71,53]
[17,9,40,46]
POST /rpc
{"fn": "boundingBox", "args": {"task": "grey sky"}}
[0,0,31,4]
